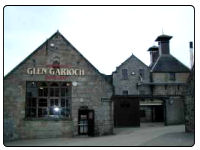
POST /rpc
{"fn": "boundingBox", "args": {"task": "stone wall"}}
[184,67,194,132]
[184,95,194,132]
[165,97,185,125]
[4,32,113,142]
[152,73,189,125]
[152,73,189,96]
[152,73,189,83]
[113,55,151,95]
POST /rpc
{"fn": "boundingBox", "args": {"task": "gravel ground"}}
[4,123,194,146]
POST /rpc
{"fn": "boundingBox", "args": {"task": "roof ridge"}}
[114,53,149,72]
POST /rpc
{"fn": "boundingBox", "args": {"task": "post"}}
[189,42,194,69]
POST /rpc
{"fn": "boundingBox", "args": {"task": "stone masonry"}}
[113,54,151,96]
[4,31,113,142]
[4,31,193,142]
[184,66,194,132]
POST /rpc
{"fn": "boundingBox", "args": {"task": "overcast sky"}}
[4,6,194,76]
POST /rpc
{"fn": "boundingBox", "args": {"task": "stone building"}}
[148,34,190,125]
[4,31,113,142]
[146,38,194,130]
[4,31,192,142]
[112,34,191,126]
[113,54,151,96]
[112,54,152,126]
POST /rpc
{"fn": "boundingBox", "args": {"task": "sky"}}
[4,6,194,76]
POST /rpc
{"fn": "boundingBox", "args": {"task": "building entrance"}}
[140,105,164,122]
[78,106,95,136]
[113,96,140,127]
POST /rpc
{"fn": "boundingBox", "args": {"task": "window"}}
[26,97,37,117]
[139,69,145,80]
[122,69,128,80]
[26,81,71,119]
[169,73,175,81]
[120,101,130,108]
[122,90,128,95]
[38,82,48,97]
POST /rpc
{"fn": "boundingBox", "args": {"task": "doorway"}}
[113,97,140,127]
[78,107,95,136]
[154,105,164,122]
[140,105,164,122]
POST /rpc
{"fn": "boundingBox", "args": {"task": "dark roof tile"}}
[151,54,190,73]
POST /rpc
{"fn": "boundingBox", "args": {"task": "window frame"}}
[25,81,72,120]
[122,69,128,80]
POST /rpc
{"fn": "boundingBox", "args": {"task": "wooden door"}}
[78,108,95,136]
[114,97,140,127]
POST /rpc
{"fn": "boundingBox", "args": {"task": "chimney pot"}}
[189,41,194,68]
[155,34,172,55]
[148,46,159,66]
[189,41,193,48]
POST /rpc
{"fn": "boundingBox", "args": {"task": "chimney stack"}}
[155,34,172,56]
[189,41,194,68]
[148,46,159,66]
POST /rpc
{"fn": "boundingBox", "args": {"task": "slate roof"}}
[151,54,190,73]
